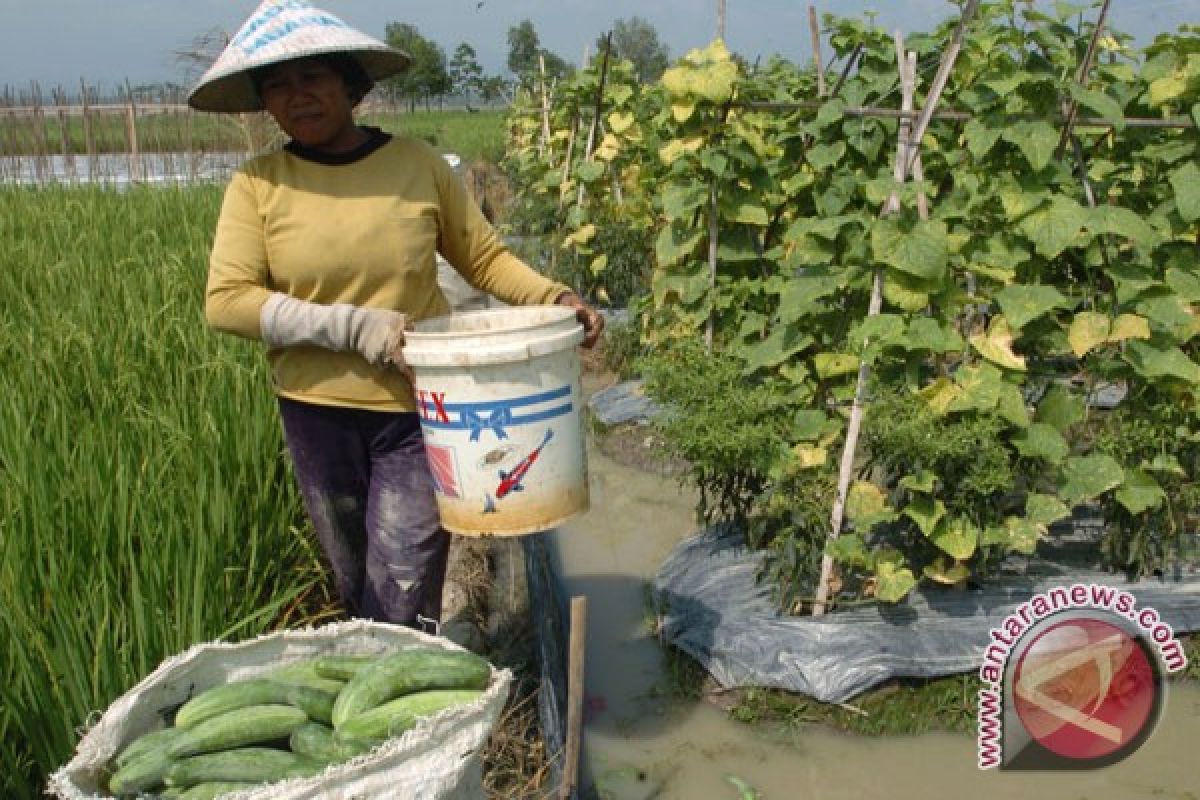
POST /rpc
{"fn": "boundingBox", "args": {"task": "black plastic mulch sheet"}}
[652,526,1200,704]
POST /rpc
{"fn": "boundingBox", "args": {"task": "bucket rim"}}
[408,305,577,340]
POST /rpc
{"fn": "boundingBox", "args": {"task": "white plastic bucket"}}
[403,306,588,536]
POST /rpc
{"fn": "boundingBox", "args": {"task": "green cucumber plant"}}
[506,2,1200,607]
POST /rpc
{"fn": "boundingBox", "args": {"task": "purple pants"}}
[278,397,450,627]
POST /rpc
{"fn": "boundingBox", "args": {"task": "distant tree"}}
[477,75,511,105]
[385,22,451,110]
[596,17,670,82]
[541,52,571,83]
[449,42,484,106]
[506,20,541,77]
[506,19,571,89]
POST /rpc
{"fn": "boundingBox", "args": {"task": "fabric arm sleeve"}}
[205,171,273,340]
[434,158,570,306]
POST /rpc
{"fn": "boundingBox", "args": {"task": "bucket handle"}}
[410,325,585,367]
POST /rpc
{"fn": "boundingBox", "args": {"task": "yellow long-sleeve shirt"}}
[205,133,568,412]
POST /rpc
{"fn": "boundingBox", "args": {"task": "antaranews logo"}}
[977,583,1188,770]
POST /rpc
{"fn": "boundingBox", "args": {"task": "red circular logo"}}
[1012,616,1160,762]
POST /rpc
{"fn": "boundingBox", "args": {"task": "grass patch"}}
[360,110,506,163]
[722,632,1200,739]
[731,674,980,738]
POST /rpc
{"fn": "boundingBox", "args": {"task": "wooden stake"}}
[706,183,719,352]
[809,6,826,97]
[831,43,864,99]
[124,80,141,184]
[1056,0,1113,159]
[53,87,74,180]
[558,114,579,210]
[560,595,587,800]
[576,31,613,209]
[79,79,95,181]
[538,54,552,156]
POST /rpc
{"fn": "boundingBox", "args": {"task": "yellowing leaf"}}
[594,133,621,162]
[930,516,979,560]
[922,557,970,585]
[969,316,1027,371]
[561,223,597,249]
[1109,314,1151,343]
[846,480,887,523]
[671,101,696,122]
[1069,311,1112,357]
[1005,517,1046,555]
[813,352,860,379]
[589,254,609,275]
[792,445,827,469]
[882,275,930,312]
[1148,70,1188,108]
[662,41,738,103]
[873,561,917,603]
[607,111,635,134]
[658,136,704,165]
[917,377,962,415]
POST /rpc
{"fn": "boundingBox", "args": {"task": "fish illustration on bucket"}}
[403,307,589,536]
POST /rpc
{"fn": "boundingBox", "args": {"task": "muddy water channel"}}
[548,447,1200,800]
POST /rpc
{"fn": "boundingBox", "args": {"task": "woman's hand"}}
[555,292,605,348]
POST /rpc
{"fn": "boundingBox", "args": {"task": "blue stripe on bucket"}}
[419,403,574,441]
[420,385,571,413]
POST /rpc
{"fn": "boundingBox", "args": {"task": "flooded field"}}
[550,446,1200,800]
[0,151,244,186]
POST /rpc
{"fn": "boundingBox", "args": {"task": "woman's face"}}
[259,57,361,153]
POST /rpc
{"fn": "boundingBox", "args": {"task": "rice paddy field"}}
[0,106,508,164]
[0,185,333,797]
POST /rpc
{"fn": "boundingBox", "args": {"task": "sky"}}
[0,0,1195,95]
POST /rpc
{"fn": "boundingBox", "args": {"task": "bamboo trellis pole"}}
[53,87,75,181]
[809,6,826,97]
[538,54,552,156]
[124,80,141,184]
[80,79,95,182]
[1056,0,1113,159]
[31,83,49,183]
[738,100,1196,130]
[813,0,982,616]
[576,31,613,209]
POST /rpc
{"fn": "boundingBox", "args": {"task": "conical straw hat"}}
[188,0,411,113]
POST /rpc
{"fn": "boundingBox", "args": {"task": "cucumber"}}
[331,649,490,728]
[178,782,262,800]
[107,746,175,796]
[164,748,326,788]
[167,704,308,758]
[312,654,380,681]
[263,659,346,695]
[281,683,337,726]
[174,678,336,729]
[289,722,377,763]
[114,726,183,768]
[174,679,293,729]
[335,689,483,741]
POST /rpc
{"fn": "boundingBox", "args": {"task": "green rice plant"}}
[362,109,507,163]
[0,185,320,797]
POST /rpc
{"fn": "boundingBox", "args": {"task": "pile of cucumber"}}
[105,647,491,799]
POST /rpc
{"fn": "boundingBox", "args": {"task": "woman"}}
[191,1,603,629]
